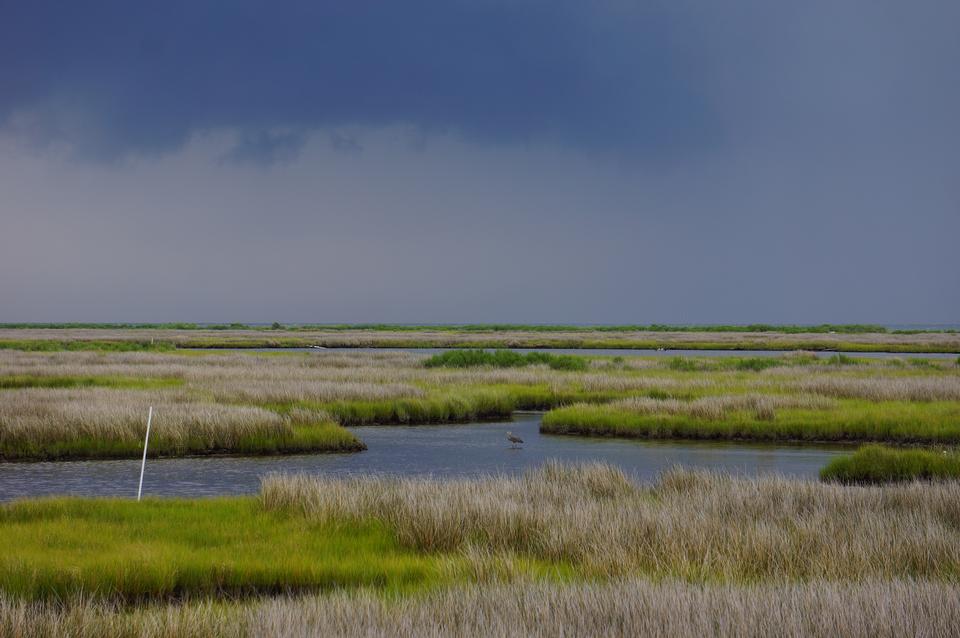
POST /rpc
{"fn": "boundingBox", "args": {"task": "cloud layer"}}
[1,1,957,322]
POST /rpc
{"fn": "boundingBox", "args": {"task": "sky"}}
[1,1,958,324]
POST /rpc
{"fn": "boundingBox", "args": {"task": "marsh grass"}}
[796,375,960,401]
[0,340,175,353]
[0,498,443,602]
[0,375,182,390]
[4,579,959,638]
[542,399,960,443]
[821,445,960,483]
[4,465,960,635]
[0,388,363,460]
[262,463,960,581]
[609,394,834,421]
[423,349,588,371]
[3,348,959,457]
[3,326,959,353]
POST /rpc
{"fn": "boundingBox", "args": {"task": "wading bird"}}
[506,431,524,448]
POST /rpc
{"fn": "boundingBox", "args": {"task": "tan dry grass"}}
[262,463,960,580]
[796,375,960,401]
[0,387,286,446]
[3,580,959,638]
[610,393,835,420]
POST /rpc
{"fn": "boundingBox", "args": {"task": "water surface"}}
[0,414,845,501]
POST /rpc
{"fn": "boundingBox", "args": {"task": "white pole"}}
[137,406,153,501]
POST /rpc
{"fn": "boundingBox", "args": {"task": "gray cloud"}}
[219,130,306,166]
[0,1,957,322]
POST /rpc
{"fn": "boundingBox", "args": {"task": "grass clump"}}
[423,349,587,371]
[820,445,960,484]
[0,498,444,601]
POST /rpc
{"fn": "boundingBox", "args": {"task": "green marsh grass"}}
[317,384,621,425]
[0,498,443,601]
[542,399,960,444]
[0,340,175,353]
[423,349,588,371]
[0,375,182,390]
[820,444,960,483]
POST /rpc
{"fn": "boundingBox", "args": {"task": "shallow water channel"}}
[0,414,846,501]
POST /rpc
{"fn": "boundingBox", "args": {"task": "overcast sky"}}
[2,1,957,324]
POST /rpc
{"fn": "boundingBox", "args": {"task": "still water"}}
[0,414,845,501]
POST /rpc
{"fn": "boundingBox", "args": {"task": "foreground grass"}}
[3,464,960,636]
[0,498,445,601]
[821,444,960,483]
[3,579,959,638]
[263,463,960,581]
[6,464,959,602]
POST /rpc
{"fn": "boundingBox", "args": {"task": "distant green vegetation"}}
[820,445,960,483]
[0,498,445,601]
[0,339,174,352]
[3,322,944,333]
[0,375,182,390]
[424,349,588,371]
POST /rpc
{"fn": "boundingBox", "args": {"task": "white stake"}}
[137,406,153,501]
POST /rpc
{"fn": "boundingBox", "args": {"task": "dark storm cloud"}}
[1,1,958,323]
[0,0,717,160]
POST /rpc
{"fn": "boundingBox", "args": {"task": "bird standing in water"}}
[506,431,524,448]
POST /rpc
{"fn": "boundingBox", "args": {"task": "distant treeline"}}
[1,322,952,334]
